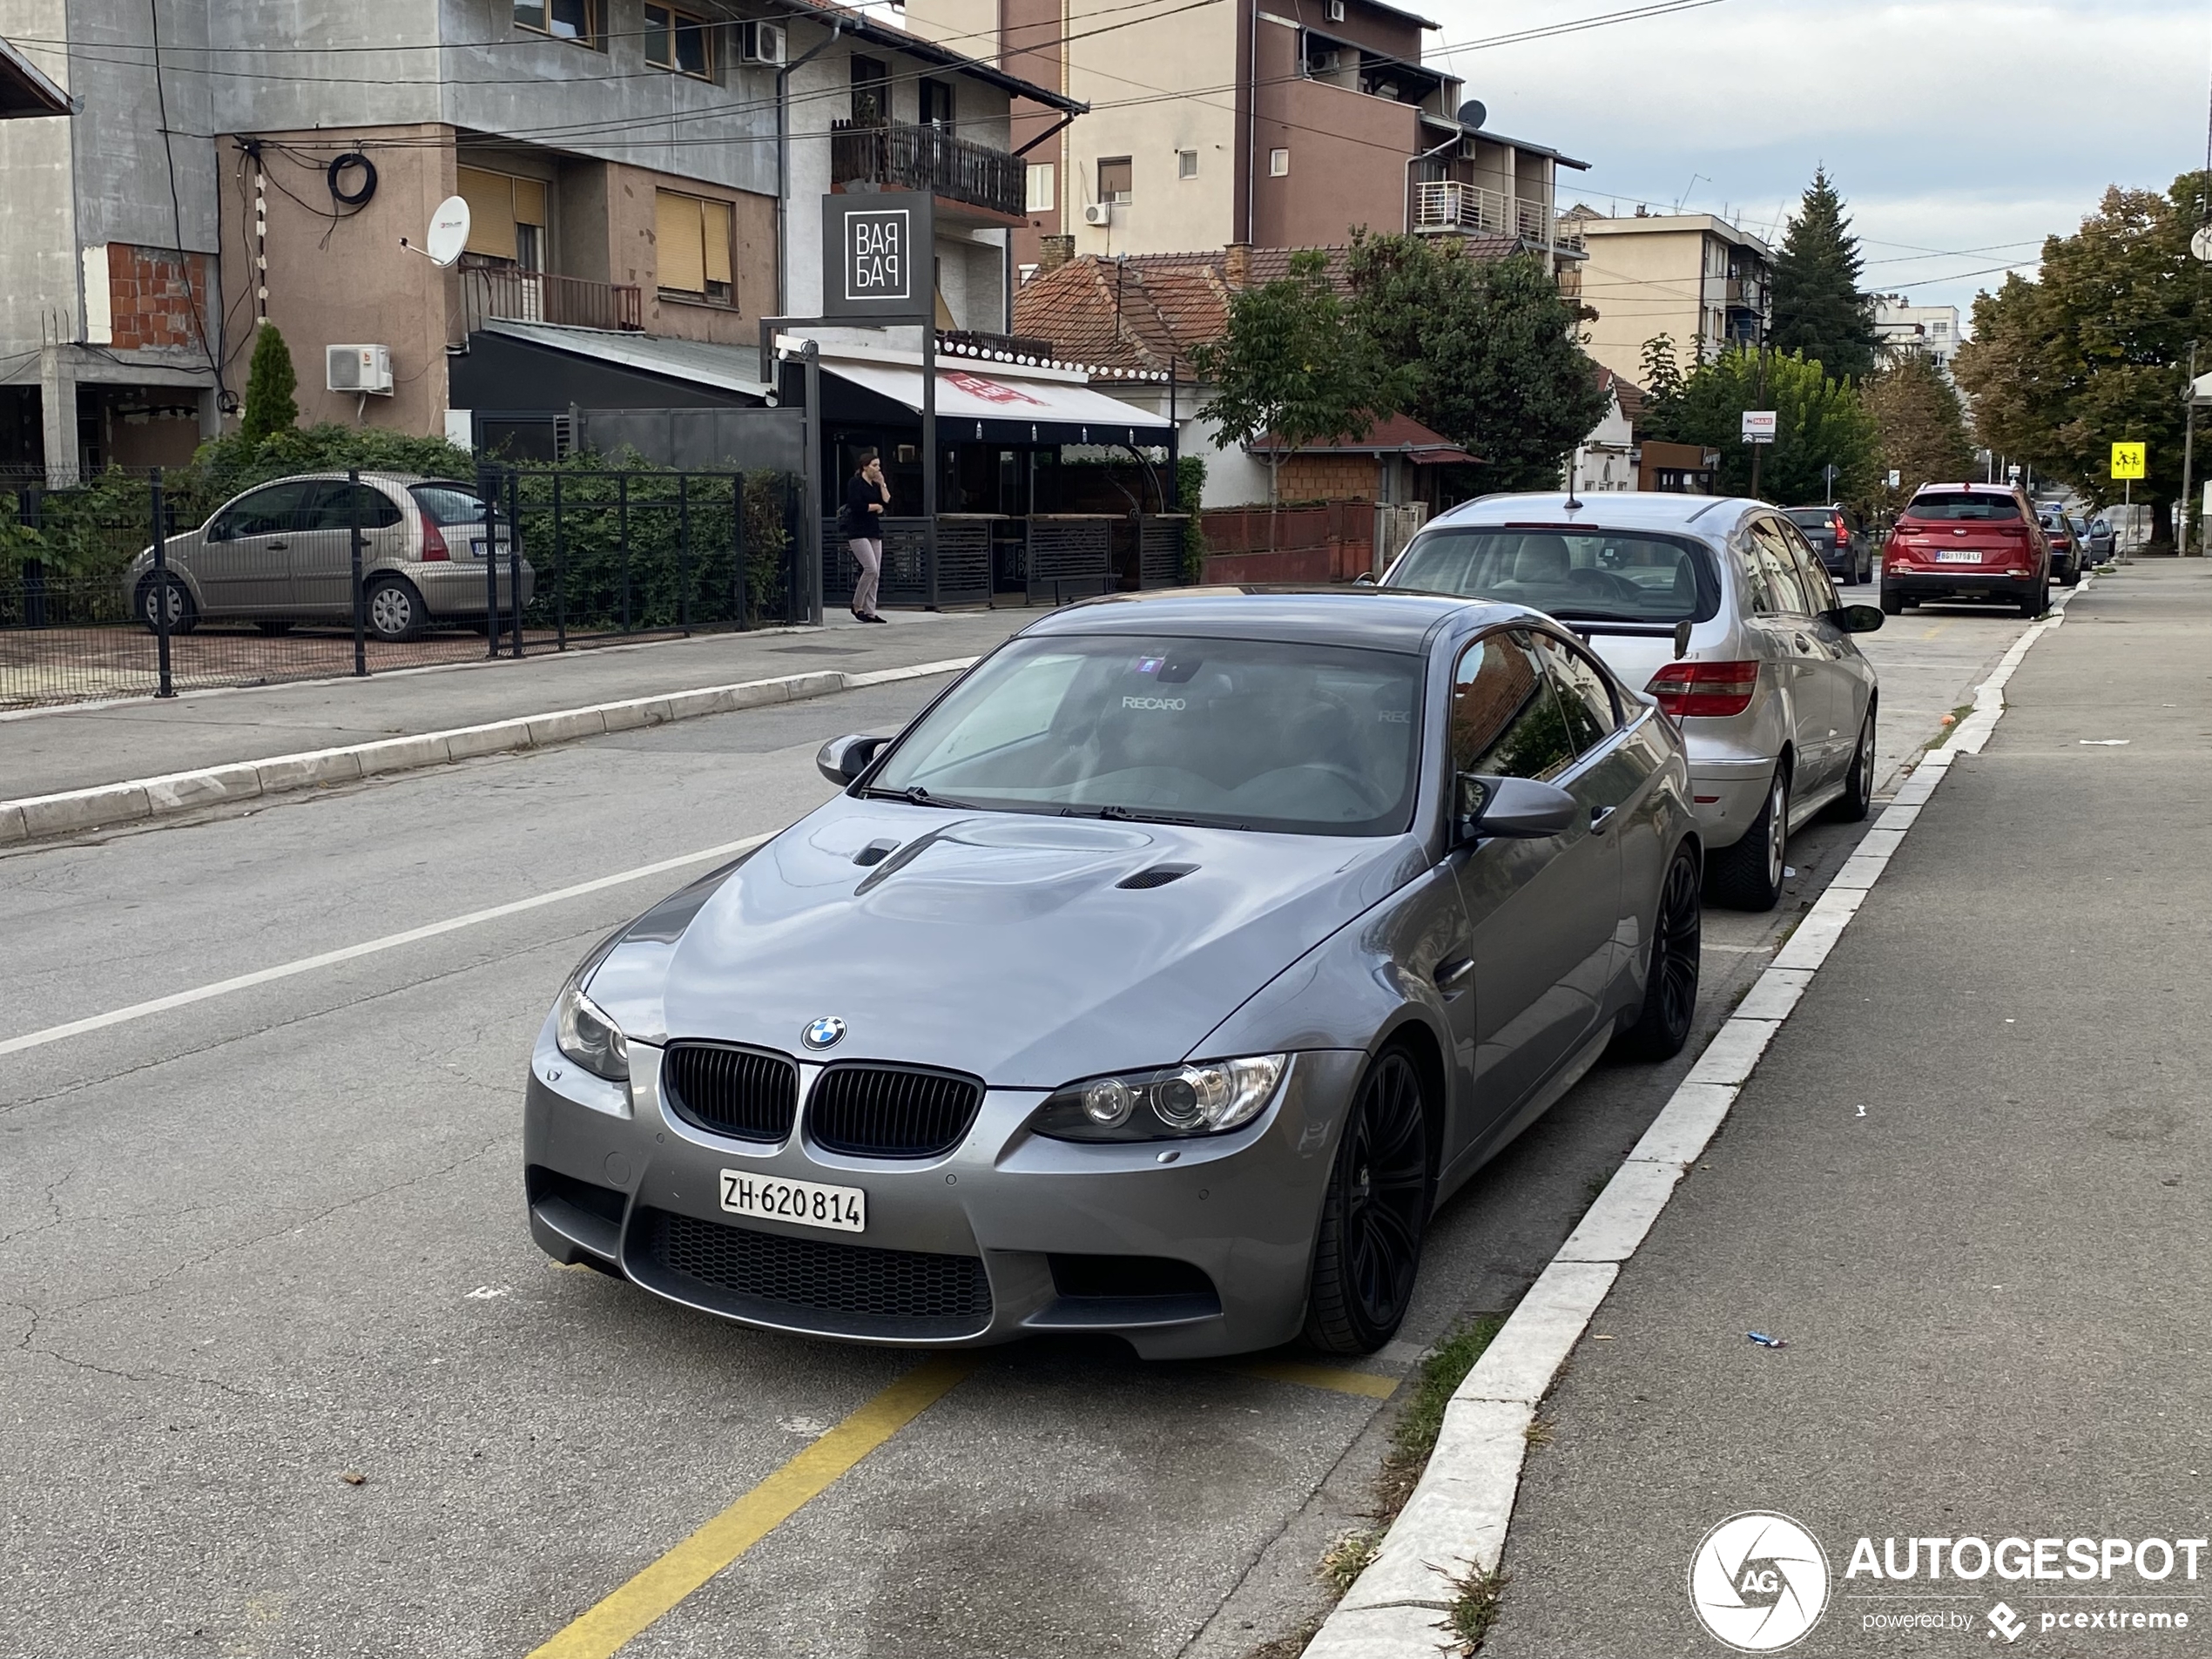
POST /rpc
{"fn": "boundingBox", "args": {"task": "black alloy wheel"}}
[1614,846,1703,1061]
[1305,1046,1431,1355]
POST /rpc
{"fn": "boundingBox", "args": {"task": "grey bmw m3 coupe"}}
[525,589,1703,1358]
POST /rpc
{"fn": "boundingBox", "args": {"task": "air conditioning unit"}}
[1325,0,1345,20]
[1082,202,1112,226]
[742,20,786,64]
[327,344,393,395]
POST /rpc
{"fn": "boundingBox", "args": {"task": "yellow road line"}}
[1232,1360,1400,1399]
[527,1356,975,1659]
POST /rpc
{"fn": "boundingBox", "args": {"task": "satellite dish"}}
[2192,223,2212,264]
[1457,99,1487,130]
[423,196,471,266]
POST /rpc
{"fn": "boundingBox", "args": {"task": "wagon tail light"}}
[1648,660,1759,719]
[419,521,449,561]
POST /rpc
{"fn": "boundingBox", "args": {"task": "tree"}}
[1344,235,1609,492]
[1640,334,1686,408]
[239,321,300,444]
[1953,173,2212,545]
[1862,356,1976,513]
[1191,250,1406,511]
[1640,346,1878,502]
[1770,167,1882,382]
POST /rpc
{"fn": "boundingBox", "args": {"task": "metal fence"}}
[3,464,801,712]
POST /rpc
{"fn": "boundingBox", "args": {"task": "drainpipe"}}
[776,21,844,320]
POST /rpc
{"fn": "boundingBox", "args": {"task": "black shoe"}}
[862,612,888,624]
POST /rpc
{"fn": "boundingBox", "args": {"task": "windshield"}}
[1906,494,2020,522]
[1387,528,1720,624]
[409,484,488,525]
[867,635,1424,836]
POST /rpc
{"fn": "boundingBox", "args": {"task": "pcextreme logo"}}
[1689,1512,1831,1652]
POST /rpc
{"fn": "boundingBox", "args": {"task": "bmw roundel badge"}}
[802,1015,846,1051]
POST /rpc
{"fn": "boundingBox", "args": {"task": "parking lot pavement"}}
[0,591,2065,1659]
[0,604,1028,803]
[1482,562,2210,1657]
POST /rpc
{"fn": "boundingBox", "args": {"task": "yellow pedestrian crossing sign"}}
[2111,442,2146,480]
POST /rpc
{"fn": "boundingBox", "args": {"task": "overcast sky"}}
[1431,0,2212,330]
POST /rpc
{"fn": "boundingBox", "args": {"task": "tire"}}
[1880,585,1906,616]
[2019,583,2046,619]
[1830,707,1875,823]
[1612,844,1702,1062]
[136,574,198,636]
[2060,566,2079,588]
[1304,1045,1431,1356]
[253,617,294,635]
[1707,762,1789,912]
[364,575,425,642]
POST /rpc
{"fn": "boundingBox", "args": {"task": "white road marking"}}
[0,833,772,1060]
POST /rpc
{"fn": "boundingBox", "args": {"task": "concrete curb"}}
[0,656,978,849]
[1299,583,2090,1658]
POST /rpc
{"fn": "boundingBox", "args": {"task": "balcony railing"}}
[831,119,1025,219]
[461,267,644,334]
[1413,180,1507,236]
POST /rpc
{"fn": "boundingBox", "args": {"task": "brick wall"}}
[1273,452,1381,502]
[107,244,215,351]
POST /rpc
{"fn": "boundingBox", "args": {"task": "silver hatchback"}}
[126,471,529,642]
[1384,492,1883,909]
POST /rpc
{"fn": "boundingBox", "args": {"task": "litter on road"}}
[1746,1332,1789,1349]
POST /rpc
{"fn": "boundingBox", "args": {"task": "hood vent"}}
[1116,863,1197,890]
[853,838,901,867]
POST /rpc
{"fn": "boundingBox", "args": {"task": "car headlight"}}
[555,980,630,1082]
[1031,1055,1288,1143]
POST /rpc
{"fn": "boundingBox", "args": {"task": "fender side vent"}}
[1116,863,1197,890]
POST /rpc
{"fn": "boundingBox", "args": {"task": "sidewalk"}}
[1481,561,2211,1655]
[0,608,1028,803]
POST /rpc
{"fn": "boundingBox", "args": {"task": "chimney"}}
[1038,234,1075,272]
[1223,242,1251,289]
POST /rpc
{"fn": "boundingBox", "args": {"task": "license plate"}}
[467,538,486,558]
[1934,549,1982,563]
[719,1170,866,1232]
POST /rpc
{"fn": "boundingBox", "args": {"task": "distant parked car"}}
[126,472,528,642]
[1382,493,1883,911]
[2037,508,2082,587]
[2084,516,2116,563]
[1784,504,1871,583]
[1880,484,2050,617]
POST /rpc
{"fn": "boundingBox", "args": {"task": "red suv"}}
[1881,485,2050,618]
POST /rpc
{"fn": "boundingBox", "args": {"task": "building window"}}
[656,189,735,304]
[851,56,888,123]
[644,3,711,76]
[1026,163,1055,213]
[1268,147,1289,177]
[514,0,601,48]
[1097,157,1133,205]
[1177,149,1198,179]
[456,166,549,270]
[1932,320,1950,336]
[920,78,954,132]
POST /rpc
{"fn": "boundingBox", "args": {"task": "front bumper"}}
[523,1027,1362,1359]
[1883,566,2036,599]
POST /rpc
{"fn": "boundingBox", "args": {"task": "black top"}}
[840,472,887,539]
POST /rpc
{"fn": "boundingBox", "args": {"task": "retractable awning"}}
[817,356,1171,448]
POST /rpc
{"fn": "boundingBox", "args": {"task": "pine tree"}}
[1770,168,1882,382]
[240,321,300,444]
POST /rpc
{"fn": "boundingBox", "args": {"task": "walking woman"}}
[840,449,889,623]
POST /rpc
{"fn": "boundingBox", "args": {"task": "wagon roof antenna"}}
[1563,455,1582,512]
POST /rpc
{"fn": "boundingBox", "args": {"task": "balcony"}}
[462,267,644,334]
[831,119,1026,220]
[1413,180,1508,236]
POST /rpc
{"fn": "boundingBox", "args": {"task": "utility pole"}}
[2181,340,2200,556]
[1748,347,1767,499]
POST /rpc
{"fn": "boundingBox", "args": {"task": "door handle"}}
[1433,956,1474,996]
[1589,805,1616,833]
[1792,634,1811,652]
[267,540,288,550]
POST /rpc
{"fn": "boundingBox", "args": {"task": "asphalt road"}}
[0,592,2046,1659]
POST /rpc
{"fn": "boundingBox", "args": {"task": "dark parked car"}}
[2037,508,2082,587]
[1881,485,2050,617]
[1784,504,1869,583]
[525,590,1704,1358]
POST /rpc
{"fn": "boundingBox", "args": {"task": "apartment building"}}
[1874,293,1962,379]
[1570,209,1774,384]
[0,0,1075,482]
[900,0,1586,276]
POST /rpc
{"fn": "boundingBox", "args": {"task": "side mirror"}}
[1352,571,1377,585]
[1454,773,1578,843]
[1827,604,1885,635]
[816,733,890,788]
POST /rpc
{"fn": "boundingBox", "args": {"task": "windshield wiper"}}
[1062,803,1239,829]
[862,785,981,809]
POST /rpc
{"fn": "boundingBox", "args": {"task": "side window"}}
[1728,533,1771,612]
[1450,630,1576,783]
[1748,519,1810,615]
[223,482,313,538]
[309,483,403,531]
[1787,529,1838,613]
[1531,631,1619,753]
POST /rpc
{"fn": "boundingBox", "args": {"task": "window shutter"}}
[512,177,548,229]
[656,190,705,292]
[458,166,517,260]
[703,199,733,287]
